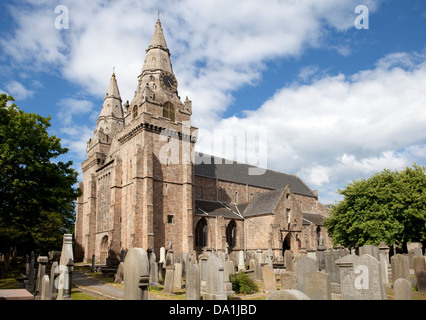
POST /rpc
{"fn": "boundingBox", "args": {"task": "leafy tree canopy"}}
[324,164,426,251]
[0,94,81,254]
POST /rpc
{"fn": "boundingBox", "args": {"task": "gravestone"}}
[35,256,48,298]
[25,251,35,293]
[417,270,426,293]
[379,254,389,287]
[266,289,310,300]
[41,275,51,300]
[280,271,297,290]
[163,267,175,294]
[254,261,262,281]
[185,263,200,300]
[325,249,342,283]
[353,254,385,300]
[57,234,74,300]
[173,262,183,290]
[149,251,158,283]
[49,261,59,300]
[317,244,327,271]
[203,254,227,300]
[114,262,124,283]
[262,265,277,292]
[218,252,233,297]
[159,247,166,264]
[285,250,294,272]
[306,247,317,261]
[359,244,380,261]
[413,255,425,277]
[198,251,209,292]
[238,250,245,272]
[393,278,413,300]
[123,248,150,300]
[391,254,410,282]
[335,254,358,300]
[303,271,331,300]
[296,256,319,293]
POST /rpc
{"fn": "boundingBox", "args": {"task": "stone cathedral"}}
[74,19,331,265]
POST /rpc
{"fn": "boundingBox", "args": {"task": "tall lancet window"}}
[133,105,138,119]
[163,102,175,121]
[195,218,208,248]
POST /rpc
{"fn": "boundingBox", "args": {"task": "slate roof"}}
[243,189,283,217]
[302,212,325,226]
[194,153,316,198]
[195,199,244,220]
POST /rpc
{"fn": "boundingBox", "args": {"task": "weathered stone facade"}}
[74,19,331,264]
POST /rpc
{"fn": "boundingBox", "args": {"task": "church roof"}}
[302,212,325,226]
[195,199,244,220]
[243,189,283,217]
[194,153,316,198]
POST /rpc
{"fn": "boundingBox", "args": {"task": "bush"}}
[230,271,258,294]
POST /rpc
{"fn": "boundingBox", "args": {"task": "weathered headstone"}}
[254,261,262,281]
[159,247,166,264]
[262,265,277,292]
[49,261,59,300]
[359,244,380,261]
[335,254,358,300]
[296,256,318,293]
[285,250,294,272]
[163,267,175,294]
[123,248,150,300]
[325,249,342,284]
[413,255,425,277]
[57,234,74,300]
[114,261,124,283]
[391,254,410,282]
[238,250,245,272]
[317,244,327,271]
[266,289,310,300]
[417,270,426,293]
[185,263,200,300]
[40,275,51,300]
[35,256,48,298]
[393,278,413,300]
[25,251,35,293]
[173,262,183,289]
[203,254,227,300]
[280,271,297,290]
[306,247,317,261]
[354,254,385,300]
[303,271,331,300]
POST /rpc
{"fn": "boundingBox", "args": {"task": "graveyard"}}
[1,235,426,301]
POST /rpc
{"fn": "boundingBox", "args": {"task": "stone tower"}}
[75,19,198,264]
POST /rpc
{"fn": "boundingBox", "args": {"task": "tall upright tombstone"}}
[391,254,410,282]
[185,262,200,300]
[238,250,245,272]
[393,278,413,300]
[296,256,318,293]
[359,244,380,261]
[35,256,48,299]
[285,250,294,272]
[123,248,150,300]
[49,261,59,300]
[203,254,227,300]
[57,234,74,300]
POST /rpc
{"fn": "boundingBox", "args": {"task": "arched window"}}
[100,235,109,264]
[226,220,236,248]
[132,105,138,119]
[163,101,175,121]
[195,218,208,248]
[234,192,238,203]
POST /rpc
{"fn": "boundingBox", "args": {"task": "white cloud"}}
[3,80,34,100]
[196,51,426,203]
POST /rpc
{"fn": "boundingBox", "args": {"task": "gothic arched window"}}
[195,218,208,248]
[163,102,175,121]
[226,220,236,248]
[133,105,138,119]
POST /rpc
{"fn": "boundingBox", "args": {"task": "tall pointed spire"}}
[147,18,168,52]
[140,18,173,76]
[98,72,123,121]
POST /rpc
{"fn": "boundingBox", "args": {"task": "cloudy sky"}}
[1,0,426,204]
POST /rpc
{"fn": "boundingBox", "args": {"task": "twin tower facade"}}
[74,19,331,264]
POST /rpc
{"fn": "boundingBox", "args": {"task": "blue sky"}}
[1,0,426,205]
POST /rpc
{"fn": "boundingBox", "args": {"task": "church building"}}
[74,19,331,264]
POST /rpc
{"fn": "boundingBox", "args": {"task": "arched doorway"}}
[100,235,108,264]
[282,234,291,256]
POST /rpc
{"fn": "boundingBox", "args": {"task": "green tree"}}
[0,94,81,254]
[324,164,426,252]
